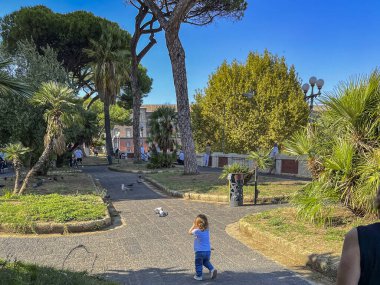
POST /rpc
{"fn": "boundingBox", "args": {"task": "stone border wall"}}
[197,153,311,178]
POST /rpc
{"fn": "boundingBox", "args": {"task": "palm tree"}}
[284,70,380,223]
[1,143,30,194]
[85,25,130,165]
[0,59,30,96]
[248,149,272,171]
[148,106,178,154]
[18,82,77,195]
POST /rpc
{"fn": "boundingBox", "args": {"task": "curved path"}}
[0,166,311,285]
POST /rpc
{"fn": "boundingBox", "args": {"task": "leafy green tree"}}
[285,70,380,223]
[88,99,132,135]
[0,6,126,90]
[19,82,78,195]
[0,41,72,166]
[192,51,309,153]
[61,107,99,164]
[84,25,130,164]
[142,0,248,174]
[1,143,30,194]
[119,65,153,110]
[148,106,177,154]
[12,40,70,91]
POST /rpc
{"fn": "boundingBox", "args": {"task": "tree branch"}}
[82,90,96,101]
[86,94,99,110]
[141,27,162,34]
[140,16,157,31]
[169,0,196,28]
[137,34,157,63]
[143,0,169,29]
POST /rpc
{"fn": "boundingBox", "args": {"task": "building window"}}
[126,129,131,138]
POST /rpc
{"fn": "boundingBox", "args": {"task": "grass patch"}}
[146,171,308,198]
[0,259,116,285]
[82,155,109,166]
[1,172,100,195]
[241,207,377,255]
[0,172,107,232]
[0,194,107,225]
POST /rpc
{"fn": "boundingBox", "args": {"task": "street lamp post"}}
[222,91,255,153]
[302,76,324,113]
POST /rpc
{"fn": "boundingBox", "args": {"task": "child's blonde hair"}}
[195,214,209,231]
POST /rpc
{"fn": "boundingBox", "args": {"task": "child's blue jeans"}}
[195,251,214,277]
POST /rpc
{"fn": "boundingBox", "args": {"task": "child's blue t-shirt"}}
[192,228,211,252]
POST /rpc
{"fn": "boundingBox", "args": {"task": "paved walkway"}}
[0,166,311,284]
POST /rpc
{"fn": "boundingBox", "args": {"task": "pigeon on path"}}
[137,175,143,184]
[121,184,132,192]
[154,207,168,217]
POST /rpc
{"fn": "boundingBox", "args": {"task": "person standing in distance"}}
[204,143,211,167]
[74,148,83,167]
[268,143,279,174]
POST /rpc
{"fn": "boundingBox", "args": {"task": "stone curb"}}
[108,166,157,174]
[144,176,290,204]
[238,219,339,280]
[108,166,179,174]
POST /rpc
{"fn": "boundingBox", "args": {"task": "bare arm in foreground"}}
[336,228,361,285]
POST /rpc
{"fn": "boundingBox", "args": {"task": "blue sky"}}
[1,0,379,104]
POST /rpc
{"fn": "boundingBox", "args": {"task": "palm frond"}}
[0,59,31,97]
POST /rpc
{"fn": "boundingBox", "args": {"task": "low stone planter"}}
[144,176,289,205]
[238,219,339,280]
[0,204,112,235]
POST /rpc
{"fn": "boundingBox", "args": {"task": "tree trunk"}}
[19,140,54,195]
[103,100,113,165]
[12,160,20,195]
[165,30,198,174]
[36,160,50,176]
[131,61,142,163]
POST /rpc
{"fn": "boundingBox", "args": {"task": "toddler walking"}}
[188,214,217,281]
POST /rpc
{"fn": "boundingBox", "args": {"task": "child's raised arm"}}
[188,221,197,235]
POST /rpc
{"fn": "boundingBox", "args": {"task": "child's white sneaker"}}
[210,269,217,279]
[193,275,202,281]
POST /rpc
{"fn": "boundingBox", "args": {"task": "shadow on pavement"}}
[102,266,311,285]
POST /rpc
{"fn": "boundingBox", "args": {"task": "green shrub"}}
[147,153,176,169]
